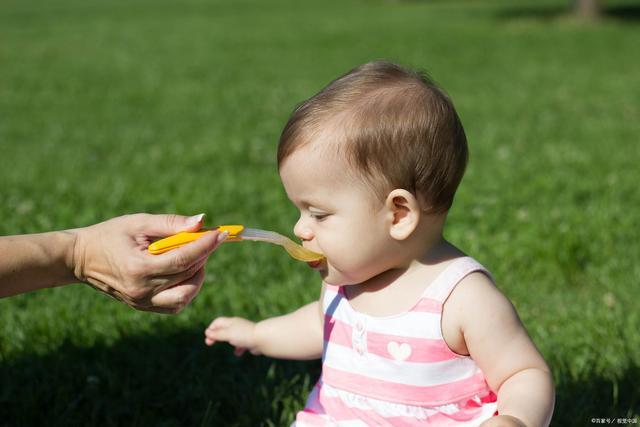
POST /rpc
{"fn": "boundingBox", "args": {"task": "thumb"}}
[141,213,206,237]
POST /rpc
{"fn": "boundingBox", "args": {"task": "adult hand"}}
[0,213,226,314]
[71,213,226,314]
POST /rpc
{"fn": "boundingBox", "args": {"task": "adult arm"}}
[0,213,226,314]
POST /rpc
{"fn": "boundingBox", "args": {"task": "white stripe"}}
[428,258,490,302]
[323,295,444,340]
[320,383,497,420]
[323,344,480,387]
[322,383,433,418]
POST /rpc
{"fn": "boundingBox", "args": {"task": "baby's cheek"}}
[329,247,361,270]
[333,255,373,282]
[320,238,376,281]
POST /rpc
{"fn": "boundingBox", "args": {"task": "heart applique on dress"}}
[387,341,412,361]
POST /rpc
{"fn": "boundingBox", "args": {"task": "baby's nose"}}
[294,218,313,241]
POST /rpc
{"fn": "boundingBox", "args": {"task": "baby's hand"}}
[204,317,260,356]
[480,415,528,427]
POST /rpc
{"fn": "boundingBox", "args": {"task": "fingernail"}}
[216,230,229,244]
[186,213,205,227]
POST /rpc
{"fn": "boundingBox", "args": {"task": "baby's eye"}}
[310,212,329,221]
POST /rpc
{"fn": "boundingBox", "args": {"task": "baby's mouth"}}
[307,258,326,269]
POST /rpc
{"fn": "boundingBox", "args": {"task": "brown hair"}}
[277,61,468,214]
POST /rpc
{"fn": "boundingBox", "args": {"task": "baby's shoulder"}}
[439,269,499,355]
[444,269,518,330]
[453,267,496,294]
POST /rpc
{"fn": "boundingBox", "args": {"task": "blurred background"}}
[1,0,638,425]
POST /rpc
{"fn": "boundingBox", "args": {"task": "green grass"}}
[1,0,639,425]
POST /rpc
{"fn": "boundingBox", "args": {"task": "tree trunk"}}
[572,0,601,19]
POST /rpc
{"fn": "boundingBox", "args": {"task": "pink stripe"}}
[318,392,484,426]
[366,330,457,363]
[323,367,491,406]
[323,315,351,347]
[324,317,457,363]
[412,297,442,313]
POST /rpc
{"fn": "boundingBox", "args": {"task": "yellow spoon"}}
[147,224,325,263]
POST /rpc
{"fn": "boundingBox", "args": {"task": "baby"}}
[205,61,555,426]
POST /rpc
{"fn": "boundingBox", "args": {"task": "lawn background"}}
[1,0,639,425]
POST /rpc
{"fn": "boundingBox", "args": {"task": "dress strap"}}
[422,257,492,304]
[322,283,344,315]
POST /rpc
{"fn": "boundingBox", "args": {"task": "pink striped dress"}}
[294,257,498,426]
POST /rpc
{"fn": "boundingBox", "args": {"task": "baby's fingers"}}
[204,317,233,346]
[204,332,218,346]
[207,316,233,330]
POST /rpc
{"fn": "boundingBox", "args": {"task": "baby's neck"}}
[344,237,464,317]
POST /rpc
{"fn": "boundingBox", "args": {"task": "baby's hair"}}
[277,60,468,214]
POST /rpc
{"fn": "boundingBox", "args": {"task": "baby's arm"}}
[204,286,325,360]
[444,273,554,427]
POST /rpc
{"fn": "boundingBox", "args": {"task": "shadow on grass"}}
[606,5,640,22]
[495,4,640,24]
[0,329,320,427]
[1,329,638,426]
[552,365,640,426]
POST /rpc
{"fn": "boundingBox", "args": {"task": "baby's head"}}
[277,61,468,286]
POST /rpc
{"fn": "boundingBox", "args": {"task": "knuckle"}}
[117,283,144,304]
[127,213,145,225]
[164,214,180,232]
[172,253,191,271]
[121,213,142,227]
[127,286,148,302]
[119,277,150,303]
[186,262,203,279]
[118,290,142,308]
[126,213,149,233]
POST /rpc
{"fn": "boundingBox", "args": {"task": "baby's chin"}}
[323,263,398,288]
[318,268,344,286]
[320,267,366,287]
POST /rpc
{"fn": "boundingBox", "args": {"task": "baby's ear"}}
[385,189,420,240]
